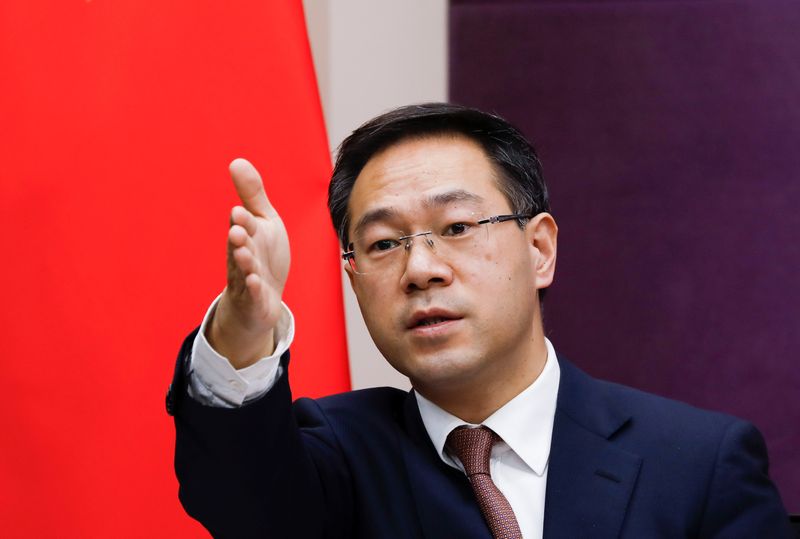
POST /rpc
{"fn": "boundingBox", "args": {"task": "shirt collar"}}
[414,338,561,476]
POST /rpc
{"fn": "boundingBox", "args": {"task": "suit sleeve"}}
[169,329,354,539]
[697,419,792,538]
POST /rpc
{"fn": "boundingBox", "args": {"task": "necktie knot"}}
[446,426,497,477]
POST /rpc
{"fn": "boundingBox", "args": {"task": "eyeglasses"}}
[342,213,533,275]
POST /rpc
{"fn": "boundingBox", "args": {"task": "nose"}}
[399,233,454,292]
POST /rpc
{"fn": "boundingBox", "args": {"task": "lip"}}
[407,318,461,339]
[406,308,463,331]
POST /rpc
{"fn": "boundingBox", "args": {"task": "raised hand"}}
[207,158,291,369]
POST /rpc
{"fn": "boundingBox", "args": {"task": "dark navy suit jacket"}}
[169,329,791,538]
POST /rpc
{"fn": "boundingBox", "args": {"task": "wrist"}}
[207,298,277,370]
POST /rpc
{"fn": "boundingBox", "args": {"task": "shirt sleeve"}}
[186,293,295,408]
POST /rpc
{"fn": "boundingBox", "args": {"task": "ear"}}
[344,260,356,288]
[527,212,558,290]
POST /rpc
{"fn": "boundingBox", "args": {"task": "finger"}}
[228,224,253,249]
[233,245,259,276]
[226,230,256,274]
[244,273,262,301]
[229,158,275,218]
[226,242,246,290]
[231,206,258,236]
[229,227,258,264]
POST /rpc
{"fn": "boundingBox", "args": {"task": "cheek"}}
[480,253,536,311]
[354,288,407,366]
[354,284,397,333]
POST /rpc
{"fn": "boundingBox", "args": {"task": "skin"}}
[209,135,558,423]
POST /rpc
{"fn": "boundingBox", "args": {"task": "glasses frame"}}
[341,213,534,274]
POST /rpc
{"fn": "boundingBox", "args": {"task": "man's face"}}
[346,135,553,395]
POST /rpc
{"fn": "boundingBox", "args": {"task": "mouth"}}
[407,310,463,331]
[415,316,452,327]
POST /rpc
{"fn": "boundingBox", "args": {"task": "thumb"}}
[229,158,276,218]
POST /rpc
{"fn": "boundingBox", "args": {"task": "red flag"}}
[0,1,349,536]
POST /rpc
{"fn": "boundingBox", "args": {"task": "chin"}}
[403,354,486,392]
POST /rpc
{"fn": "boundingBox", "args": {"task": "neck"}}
[413,329,549,424]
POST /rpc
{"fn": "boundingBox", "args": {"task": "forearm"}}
[173,342,326,538]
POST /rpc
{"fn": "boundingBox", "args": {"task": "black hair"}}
[328,102,549,247]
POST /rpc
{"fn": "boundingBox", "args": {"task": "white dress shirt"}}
[189,298,561,538]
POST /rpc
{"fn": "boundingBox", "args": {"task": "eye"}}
[443,222,473,236]
[369,238,401,253]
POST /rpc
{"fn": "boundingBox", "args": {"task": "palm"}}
[240,204,290,329]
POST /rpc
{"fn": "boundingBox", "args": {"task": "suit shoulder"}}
[604,377,738,426]
[558,357,747,445]
[600,381,745,430]
[565,368,790,536]
[605,377,751,449]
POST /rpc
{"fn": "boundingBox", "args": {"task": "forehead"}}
[347,135,507,227]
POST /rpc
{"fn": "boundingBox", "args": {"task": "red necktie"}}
[447,426,523,539]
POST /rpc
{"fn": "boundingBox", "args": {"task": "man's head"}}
[327,103,557,417]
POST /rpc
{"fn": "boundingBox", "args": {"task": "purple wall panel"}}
[450,0,800,508]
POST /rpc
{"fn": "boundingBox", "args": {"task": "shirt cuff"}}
[187,293,295,407]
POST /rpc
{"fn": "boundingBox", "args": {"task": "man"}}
[168,103,791,538]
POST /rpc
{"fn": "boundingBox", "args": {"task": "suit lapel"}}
[400,391,493,539]
[543,358,642,539]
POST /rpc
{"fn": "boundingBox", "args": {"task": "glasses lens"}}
[349,230,407,274]
[431,213,488,260]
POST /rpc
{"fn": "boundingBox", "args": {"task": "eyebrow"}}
[350,189,486,238]
[422,189,485,209]
[351,207,399,238]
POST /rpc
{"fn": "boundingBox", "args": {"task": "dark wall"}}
[450,0,800,510]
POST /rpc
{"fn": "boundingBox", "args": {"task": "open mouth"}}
[415,316,451,327]
[407,311,462,330]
